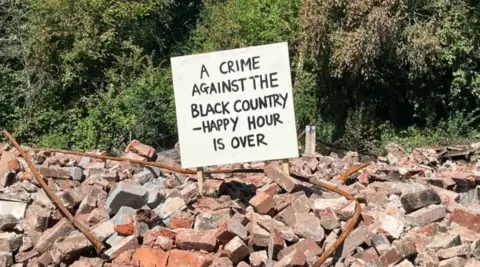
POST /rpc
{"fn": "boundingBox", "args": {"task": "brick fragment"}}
[143,227,177,247]
[426,233,461,250]
[317,207,340,230]
[35,218,74,253]
[225,236,250,264]
[203,179,225,197]
[400,189,441,213]
[37,166,71,179]
[104,235,139,260]
[437,244,470,259]
[372,234,391,255]
[466,258,480,267]
[449,208,480,233]
[166,249,212,267]
[406,205,446,227]
[251,221,270,247]
[106,181,148,215]
[293,213,324,243]
[211,257,234,267]
[194,208,232,231]
[155,236,174,251]
[257,218,298,242]
[249,192,276,215]
[131,247,168,267]
[0,251,12,267]
[278,238,322,259]
[336,201,356,221]
[341,225,370,258]
[50,234,92,263]
[274,249,305,267]
[379,215,404,239]
[264,164,296,192]
[176,229,217,252]
[439,257,466,267]
[250,251,268,267]
[0,232,22,252]
[217,220,248,244]
[168,211,194,229]
[414,249,439,267]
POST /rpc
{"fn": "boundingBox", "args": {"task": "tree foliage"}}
[1,0,480,153]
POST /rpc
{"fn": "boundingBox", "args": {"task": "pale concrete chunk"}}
[0,200,27,220]
[91,220,115,242]
[437,245,470,259]
[35,219,74,253]
[104,235,138,260]
[63,166,83,181]
[0,214,19,231]
[466,258,480,267]
[194,208,232,231]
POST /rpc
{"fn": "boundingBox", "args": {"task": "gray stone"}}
[0,232,22,252]
[35,219,74,253]
[63,166,84,181]
[133,170,156,185]
[250,251,268,267]
[146,188,164,209]
[91,220,115,242]
[106,181,148,215]
[0,214,19,231]
[111,206,136,225]
[401,189,441,213]
[194,208,232,231]
[154,197,187,225]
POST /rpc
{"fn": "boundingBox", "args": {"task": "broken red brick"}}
[176,229,217,252]
[449,208,480,233]
[249,192,275,215]
[131,247,168,267]
[167,250,213,267]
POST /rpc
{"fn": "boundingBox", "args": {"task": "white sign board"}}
[171,42,298,168]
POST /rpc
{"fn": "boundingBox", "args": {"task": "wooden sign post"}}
[171,42,299,193]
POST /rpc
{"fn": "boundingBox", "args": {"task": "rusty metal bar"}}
[25,145,367,265]
[2,131,105,253]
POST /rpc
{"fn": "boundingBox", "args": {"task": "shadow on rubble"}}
[223,180,257,205]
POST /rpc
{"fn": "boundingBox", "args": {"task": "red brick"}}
[449,208,480,233]
[415,223,438,236]
[264,164,296,192]
[37,166,71,179]
[111,250,135,267]
[166,250,212,267]
[115,222,135,236]
[7,159,21,173]
[249,192,275,215]
[176,229,217,252]
[143,228,177,247]
[168,211,194,229]
[131,247,168,267]
[278,238,322,259]
[274,249,305,267]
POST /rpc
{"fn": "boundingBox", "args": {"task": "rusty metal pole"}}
[2,131,105,253]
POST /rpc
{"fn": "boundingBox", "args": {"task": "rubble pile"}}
[0,141,480,267]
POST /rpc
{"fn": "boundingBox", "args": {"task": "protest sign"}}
[171,42,298,168]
